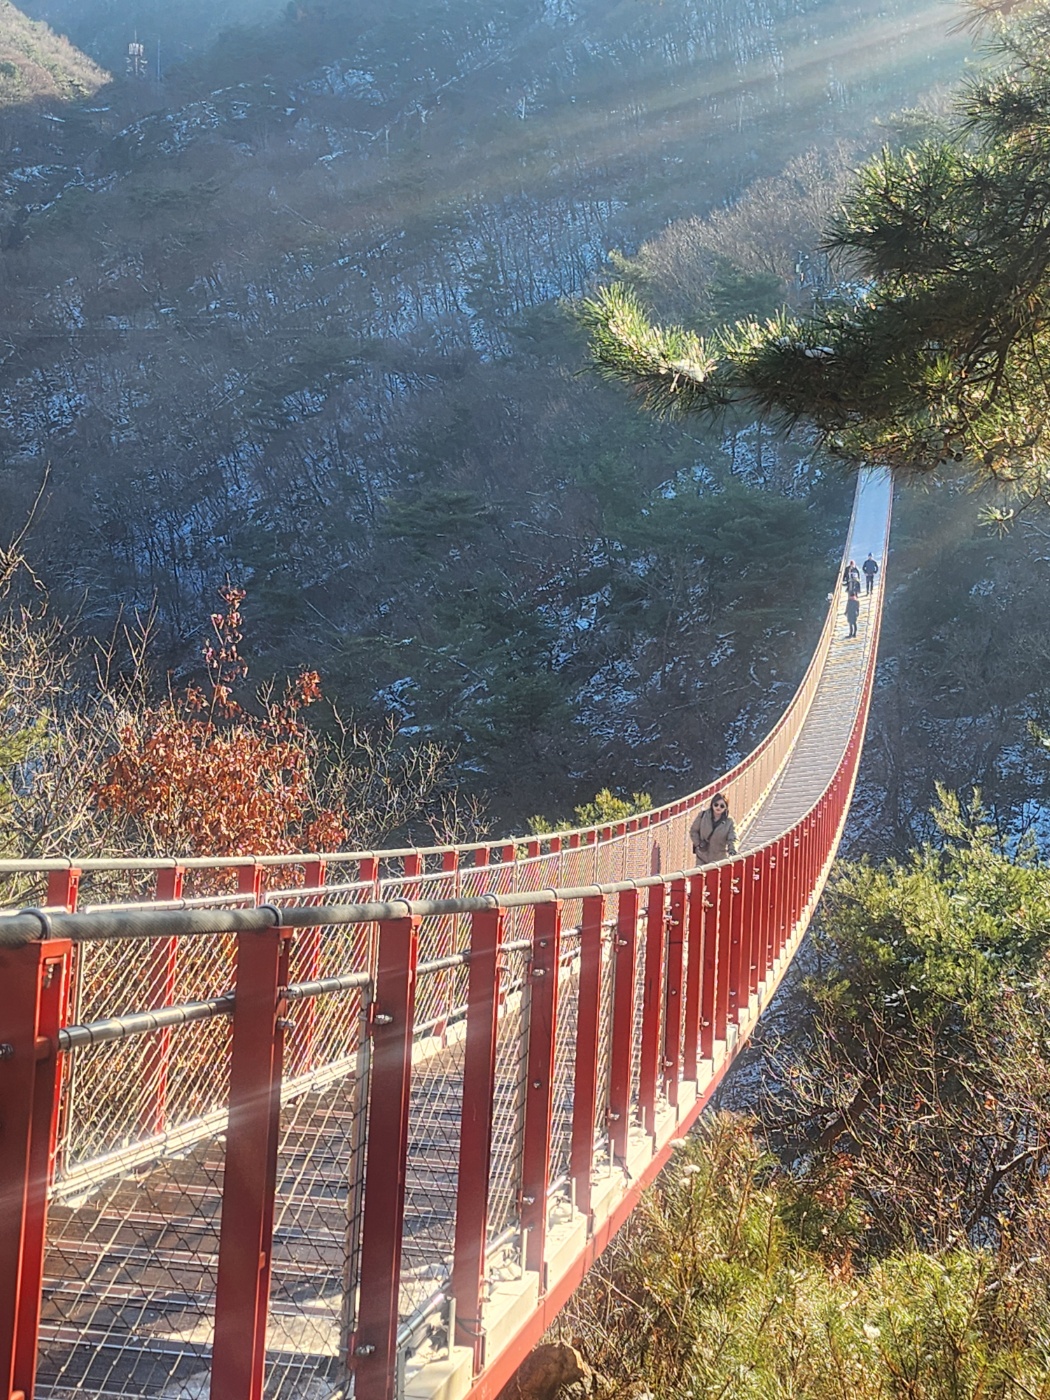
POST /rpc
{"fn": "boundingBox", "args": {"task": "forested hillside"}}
[0,0,105,108]
[4,0,1037,840]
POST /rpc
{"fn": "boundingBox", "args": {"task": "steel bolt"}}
[373,1012,393,1026]
[355,1343,376,1357]
[0,1043,13,1060]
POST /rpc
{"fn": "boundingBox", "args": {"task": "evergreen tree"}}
[583,0,1050,511]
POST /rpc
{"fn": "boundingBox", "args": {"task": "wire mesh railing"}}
[0,466,864,928]
[0,474,889,1400]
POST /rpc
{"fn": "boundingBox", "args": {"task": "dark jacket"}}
[845,594,860,624]
[689,806,738,863]
[862,557,879,577]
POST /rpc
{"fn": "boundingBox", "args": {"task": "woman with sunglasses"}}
[689,791,738,865]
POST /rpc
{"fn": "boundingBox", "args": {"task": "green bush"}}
[563,1117,1049,1399]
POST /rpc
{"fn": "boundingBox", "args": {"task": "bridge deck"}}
[743,470,889,848]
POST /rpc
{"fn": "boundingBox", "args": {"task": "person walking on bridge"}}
[845,589,860,638]
[690,792,737,865]
[843,559,860,593]
[862,553,879,594]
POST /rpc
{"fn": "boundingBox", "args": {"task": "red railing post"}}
[663,878,686,1106]
[292,858,327,1076]
[727,861,747,1025]
[699,870,719,1062]
[238,861,263,905]
[46,869,79,1176]
[608,888,638,1163]
[789,833,803,931]
[521,901,561,1282]
[583,828,598,883]
[780,836,793,943]
[433,851,460,1040]
[145,864,185,1135]
[211,920,292,1400]
[747,856,762,998]
[46,868,80,912]
[351,915,420,1400]
[683,873,704,1080]
[0,936,71,1400]
[638,884,666,1138]
[764,848,779,976]
[778,837,792,955]
[714,864,736,1043]
[451,908,504,1371]
[359,855,379,898]
[800,824,811,917]
[571,894,604,1218]
[403,851,423,898]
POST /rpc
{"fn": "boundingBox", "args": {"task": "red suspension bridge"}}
[0,472,891,1400]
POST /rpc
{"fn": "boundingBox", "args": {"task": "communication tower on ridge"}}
[127,35,148,79]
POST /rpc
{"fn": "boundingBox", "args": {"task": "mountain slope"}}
[0,0,106,107]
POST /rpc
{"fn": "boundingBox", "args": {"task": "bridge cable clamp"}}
[17,907,53,940]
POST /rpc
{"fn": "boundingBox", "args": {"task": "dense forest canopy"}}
[2,0,1046,847]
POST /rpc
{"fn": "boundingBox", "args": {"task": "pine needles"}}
[583,0,1050,507]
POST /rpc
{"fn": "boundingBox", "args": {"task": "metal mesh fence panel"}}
[59,936,237,1176]
[629,926,648,1129]
[548,938,580,1190]
[559,844,587,893]
[399,997,468,1323]
[264,1038,368,1400]
[287,928,372,1082]
[40,1026,231,1399]
[394,957,481,1327]
[512,852,559,898]
[486,943,530,1249]
[593,836,625,888]
[592,932,616,1170]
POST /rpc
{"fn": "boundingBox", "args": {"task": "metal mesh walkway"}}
[743,470,890,848]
